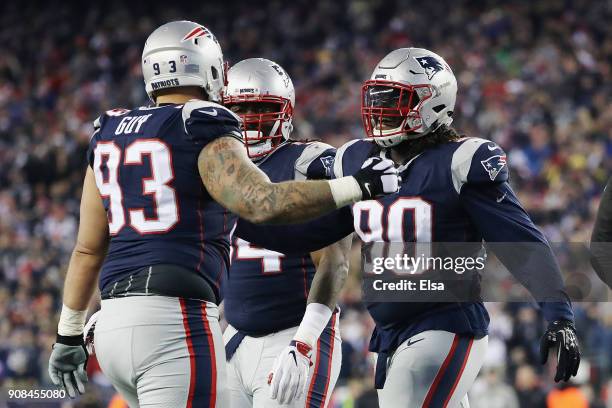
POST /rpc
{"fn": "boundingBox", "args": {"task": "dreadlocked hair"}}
[393,124,463,160]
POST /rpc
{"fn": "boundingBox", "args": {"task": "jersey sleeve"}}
[590,176,612,289]
[450,138,509,193]
[332,139,372,179]
[234,206,354,254]
[86,114,106,167]
[294,142,336,180]
[182,100,243,146]
[459,181,574,323]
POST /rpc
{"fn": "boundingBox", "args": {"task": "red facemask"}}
[223,94,293,158]
[361,80,433,140]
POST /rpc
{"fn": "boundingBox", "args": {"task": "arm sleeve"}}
[453,139,573,322]
[182,100,243,146]
[590,176,612,288]
[234,206,354,254]
[460,182,574,323]
[86,115,105,168]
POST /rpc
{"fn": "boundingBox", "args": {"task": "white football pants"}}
[224,313,341,408]
[377,330,488,408]
[94,296,227,408]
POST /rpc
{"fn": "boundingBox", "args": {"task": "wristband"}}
[293,303,333,347]
[327,177,362,208]
[58,304,87,337]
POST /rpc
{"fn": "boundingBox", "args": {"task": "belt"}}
[100,264,217,303]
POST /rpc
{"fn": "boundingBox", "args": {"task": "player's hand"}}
[540,320,581,382]
[48,334,89,398]
[268,340,312,404]
[353,157,400,199]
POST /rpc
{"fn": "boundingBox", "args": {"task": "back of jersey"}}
[88,101,242,300]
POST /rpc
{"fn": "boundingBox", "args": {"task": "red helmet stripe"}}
[182,27,205,42]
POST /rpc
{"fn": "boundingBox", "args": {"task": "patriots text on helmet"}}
[151,78,180,90]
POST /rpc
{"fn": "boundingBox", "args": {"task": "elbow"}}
[73,240,107,259]
[241,209,277,225]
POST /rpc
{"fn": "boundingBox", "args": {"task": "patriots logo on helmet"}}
[270,63,290,87]
[416,56,445,80]
[481,155,507,181]
[181,26,215,42]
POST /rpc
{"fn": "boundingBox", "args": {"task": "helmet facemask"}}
[361,80,434,148]
[224,94,293,159]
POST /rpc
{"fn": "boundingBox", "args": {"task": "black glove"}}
[353,157,401,199]
[48,334,89,398]
[540,320,581,382]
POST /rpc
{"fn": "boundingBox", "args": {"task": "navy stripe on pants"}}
[180,298,216,408]
[422,335,474,408]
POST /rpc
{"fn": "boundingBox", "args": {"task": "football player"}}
[222,58,349,408]
[590,176,612,288]
[46,21,401,407]
[237,48,581,407]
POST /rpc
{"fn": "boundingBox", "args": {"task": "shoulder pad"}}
[182,100,243,145]
[92,116,102,137]
[451,137,508,193]
[295,141,336,180]
[333,139,375,178]
[104,108,130,117]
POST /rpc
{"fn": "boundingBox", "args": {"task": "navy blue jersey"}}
[238,137,574,353]
[224,141,336,334]
[332,138,573,354]
[87,101,243,300]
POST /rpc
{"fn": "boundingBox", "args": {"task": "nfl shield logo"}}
[180,55,188,64]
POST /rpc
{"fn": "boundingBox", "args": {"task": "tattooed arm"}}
[199,136,399,224]
[198,137,333,224]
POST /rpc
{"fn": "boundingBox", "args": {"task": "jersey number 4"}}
[233,238,285,274]
[93,139,179,235]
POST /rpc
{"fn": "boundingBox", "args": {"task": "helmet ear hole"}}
[211,66,219,80]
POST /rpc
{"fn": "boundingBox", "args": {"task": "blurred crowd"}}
[0,0,611,407]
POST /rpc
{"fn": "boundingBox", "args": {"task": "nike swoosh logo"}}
[406,338,424,347]
[496,192,507,203]
[487,144,499,151]
[198,108,218,116]
[289,350,297,366]
[363,182,372,196]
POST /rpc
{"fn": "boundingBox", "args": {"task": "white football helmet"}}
[223,58,295,159]
[361,48,457,147]
[142,21,226,102]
